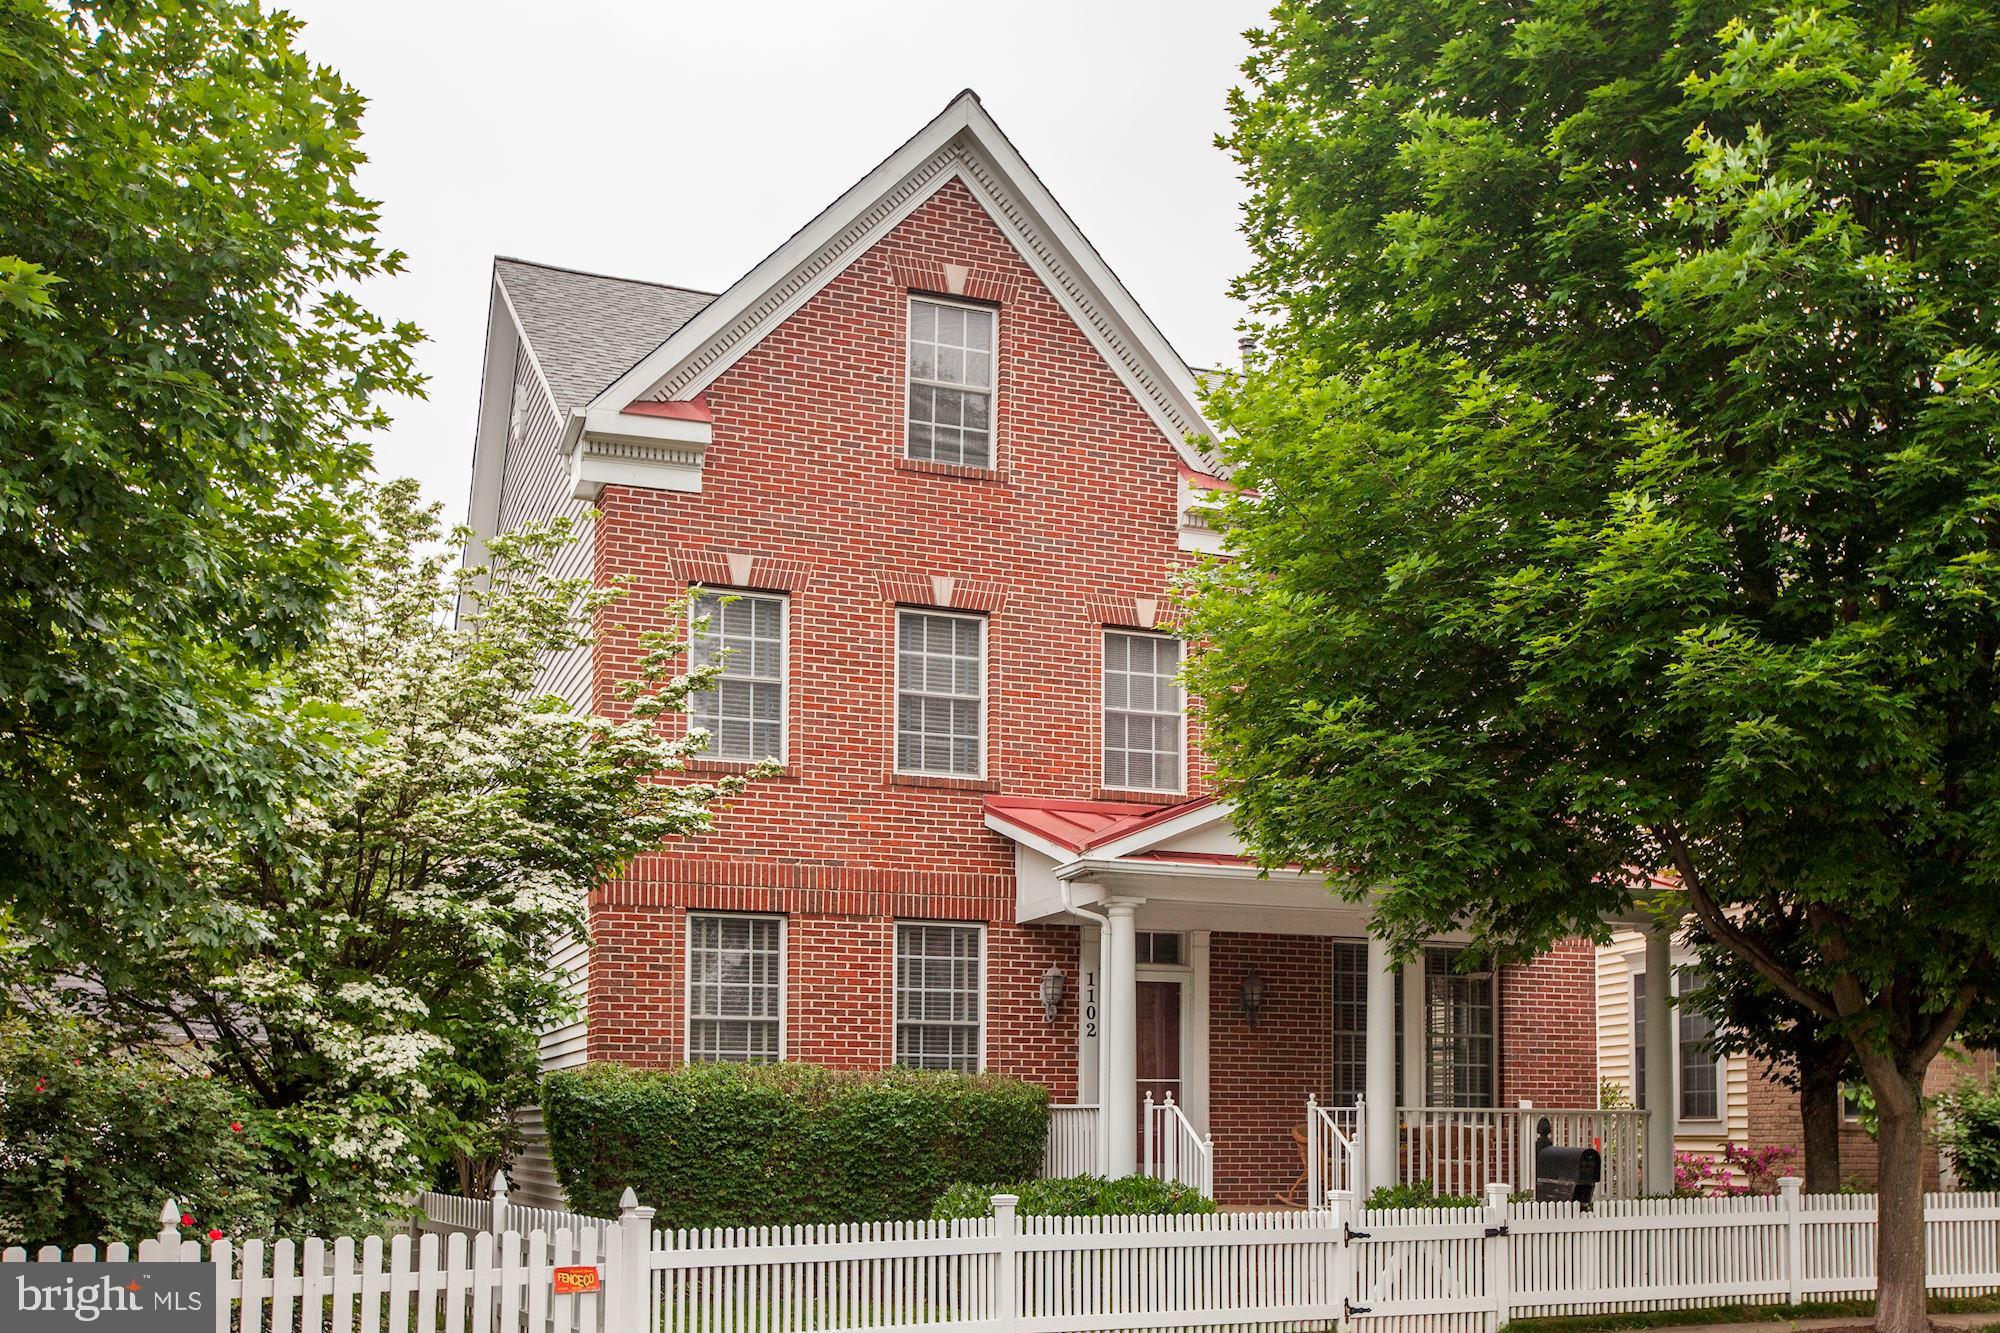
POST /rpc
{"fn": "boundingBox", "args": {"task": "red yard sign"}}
[552,1266,601,1295]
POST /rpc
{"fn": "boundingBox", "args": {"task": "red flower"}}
[229,1121,242,1133]
[207,1229,224,1242]
[180,1213,193,1226]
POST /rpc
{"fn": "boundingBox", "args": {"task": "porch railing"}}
[1143,1093,1214,1198]
[1305,1094,1364,1206]
[1398,1103,1646,1200]
[1044,1104,1100,1177]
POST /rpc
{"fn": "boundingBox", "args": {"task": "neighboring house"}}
[466,90,1653,1210]
[1597,929,1994,1188]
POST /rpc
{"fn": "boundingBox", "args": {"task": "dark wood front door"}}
[1136,979,1183,1116]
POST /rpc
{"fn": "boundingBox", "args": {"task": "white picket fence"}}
[10,1184,2000,1331]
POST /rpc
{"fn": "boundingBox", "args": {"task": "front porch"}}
[986,795,1681,1207]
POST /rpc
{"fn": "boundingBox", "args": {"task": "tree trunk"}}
[1800,1058,1843,1194]
[1870,1064,1931,1333]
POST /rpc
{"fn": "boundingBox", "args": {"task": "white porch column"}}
[1365,934,1398,1195]
[1642,925,1676,1193]
[1100,898,1140,1178]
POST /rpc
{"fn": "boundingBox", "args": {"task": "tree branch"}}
[1655,821,1841,1021]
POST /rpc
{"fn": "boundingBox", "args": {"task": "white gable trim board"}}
[586,92,1221,480]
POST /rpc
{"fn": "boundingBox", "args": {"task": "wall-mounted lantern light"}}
[1039,967,1067,1023]
[1239,969,1267,1026]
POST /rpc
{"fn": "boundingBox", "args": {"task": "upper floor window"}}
[896,610,984,777]
[906,297,994,469]
[690,590,784,762]
[1103,631,1182,792]
[687,913,783,1064]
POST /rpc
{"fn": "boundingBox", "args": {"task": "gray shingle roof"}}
[494,258,714,415]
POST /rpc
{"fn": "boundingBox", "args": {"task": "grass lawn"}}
[1501,1296,2000,1333]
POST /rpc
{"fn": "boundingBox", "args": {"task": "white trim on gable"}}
[587,91,1222,477]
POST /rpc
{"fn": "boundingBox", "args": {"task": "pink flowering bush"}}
[1672,1144,1801,1196]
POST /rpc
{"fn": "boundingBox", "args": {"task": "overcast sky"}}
[283,0,1270,524]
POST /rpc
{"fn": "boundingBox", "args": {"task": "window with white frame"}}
[689,590,784,761]
[686,914,782,1063]
[1329,940,1369,1107]
[1425,948,1496,1107]
[1103,631,1183,792]
[1633,969,1726,1121]
[894,922,982,1071]
[906,297,995,469]
[895,610,983,776]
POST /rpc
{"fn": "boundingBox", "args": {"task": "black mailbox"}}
[1534,1118,1601,1206]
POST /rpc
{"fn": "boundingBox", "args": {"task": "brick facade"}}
[1745,1048,1994,1189]
[518,160,1606,1209]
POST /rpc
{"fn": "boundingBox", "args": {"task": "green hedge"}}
[541,1062,1048,1228]
[931,1174,1217,1220]
[1365,1180,1482,1210]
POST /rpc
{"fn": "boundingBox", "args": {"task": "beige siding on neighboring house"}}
[1594,930,1750,1158]
[491,332,598,1211]
[494,346,596,714]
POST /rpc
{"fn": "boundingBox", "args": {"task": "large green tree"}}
[1188,3,2000,1327]
[0,0,421,965]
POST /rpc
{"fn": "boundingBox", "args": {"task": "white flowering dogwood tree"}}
[62,481,761,1230]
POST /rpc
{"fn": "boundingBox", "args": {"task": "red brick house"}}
[466,92,1649,1210]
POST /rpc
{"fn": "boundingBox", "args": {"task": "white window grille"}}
[895,610,983,776]
[906,297,995,468]
[690,591,784,761]
[687,914,782,1063]
[894,922,982,1072]
[1103,631,1182,791]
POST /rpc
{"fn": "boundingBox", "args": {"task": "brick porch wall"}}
[1208,933,1334,1207]
[1500,939,1599,1108]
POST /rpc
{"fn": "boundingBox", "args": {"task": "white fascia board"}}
[1178,523,1225,555]
[590,95,981,414]
[585,93,1224,475]
[1086,800,1235,864]
[1055,855,1314,884]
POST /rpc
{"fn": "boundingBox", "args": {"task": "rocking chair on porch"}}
[1277,1126,1311,1208]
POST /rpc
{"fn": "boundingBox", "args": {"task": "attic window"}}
[906,297,994,469]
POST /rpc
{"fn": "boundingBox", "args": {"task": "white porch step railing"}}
[1305,1094,1365,1206]
[1044,1103,1101,1177]
[1398,1103,1647,1199]
[1142,1092,1214,1198]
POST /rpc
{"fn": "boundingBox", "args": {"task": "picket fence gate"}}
[7,1182,2000,1332]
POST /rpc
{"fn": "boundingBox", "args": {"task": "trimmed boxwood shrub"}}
[931,1174,1217,1220]
[1364,1180,1481,1210]
[541,1061,1048,1228]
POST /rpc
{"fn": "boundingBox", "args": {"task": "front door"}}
[1136,979,1183,1118]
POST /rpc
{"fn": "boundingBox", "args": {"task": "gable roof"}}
[590,90,1222,472]
[493,258,713,417]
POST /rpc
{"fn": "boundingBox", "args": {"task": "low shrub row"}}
[542,1062,1048,1229]
[931,1174,1217,1220]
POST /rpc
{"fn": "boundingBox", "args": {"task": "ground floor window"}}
[1425,948,1496,1107]
[687,913,783,1063]
[1329,940,1368,1106]
[895,922,982,1072]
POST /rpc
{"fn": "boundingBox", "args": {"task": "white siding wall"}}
[1595,930,1750,1158]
